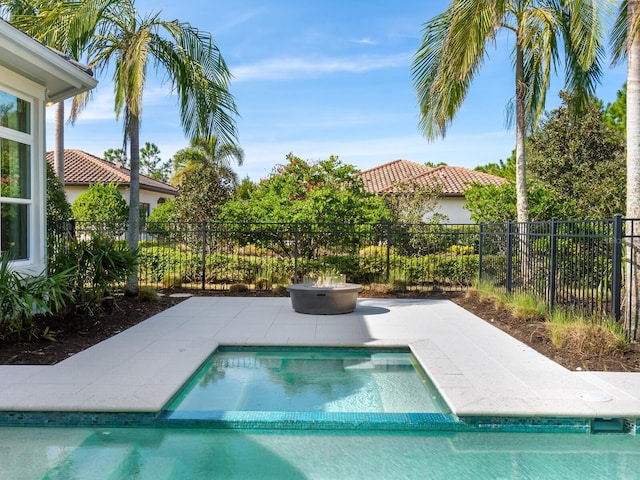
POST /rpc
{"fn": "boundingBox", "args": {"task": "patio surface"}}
[0,296,639,418]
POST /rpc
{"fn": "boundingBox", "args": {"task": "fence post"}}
[478,223,484,286]
[548,218,558,310]
[294,222,299,284]
[201,221,207,291]
[385,221,391,283]
[506,220,513,293]
[612,214,623,322]
[67,218,76,240]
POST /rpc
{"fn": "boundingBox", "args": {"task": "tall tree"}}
[528,92,625,219]
[171,136,243,188]
[1,0,123,180]
[603,83,627,138]
[612,0,640,337]
[411,0,609,225]
[87,2,238,294]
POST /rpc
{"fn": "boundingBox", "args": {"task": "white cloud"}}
[352,38,377,45]
[231,53,411,82]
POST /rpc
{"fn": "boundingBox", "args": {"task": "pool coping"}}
[0,297,638,430]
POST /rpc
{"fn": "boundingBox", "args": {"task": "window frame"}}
[0,68,46,275]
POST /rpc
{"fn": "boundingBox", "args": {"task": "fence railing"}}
[48,216,640,339]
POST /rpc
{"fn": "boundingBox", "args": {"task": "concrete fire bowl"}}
[286,283,363,315]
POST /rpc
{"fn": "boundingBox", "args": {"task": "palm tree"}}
[86,1,238,294]
[2,0,239,294]
[171,136,244,188]
[612,0,640,337]
[1,0,123,180]
[411,0,609,225]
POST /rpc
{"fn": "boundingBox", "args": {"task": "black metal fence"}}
[48,216,640,339]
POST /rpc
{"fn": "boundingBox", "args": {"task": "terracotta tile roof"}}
[358,159,507,196]
[46,149,178,196]
[358,159,432,193]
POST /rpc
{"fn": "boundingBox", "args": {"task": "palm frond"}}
[412,0,505,140]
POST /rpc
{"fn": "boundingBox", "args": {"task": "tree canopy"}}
[219,153,390,225]
[528,92,626,219]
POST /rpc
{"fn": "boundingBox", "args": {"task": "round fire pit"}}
[286,283,363,315]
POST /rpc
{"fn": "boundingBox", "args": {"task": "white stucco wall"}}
[433,197,473,224]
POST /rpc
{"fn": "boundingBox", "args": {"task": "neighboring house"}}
[46,149,178,220]
[0,19,97,275]
[358,159,508,223]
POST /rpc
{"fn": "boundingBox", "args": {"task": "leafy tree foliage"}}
[464,182,559,223]
[46,162,71,223]
[104,143,172,182]
[383,181,446,224]
[528,92,625,219]
[474,153,516,181]
[71,183,128,222]
[173,164,236,224]
[219,153,391,225]
[235,176,256,200]
[424,161,447,168]
[103,148,128,166]
[140,142,172,182]
[602,83,626,140]
[170,137,243,188]
[145,199,175,238]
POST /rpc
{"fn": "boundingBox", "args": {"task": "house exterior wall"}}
[433,197,473,224]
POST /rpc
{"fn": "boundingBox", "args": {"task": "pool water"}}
[164,347,450,415]
[3,346,638,479]
[2,427,639,479]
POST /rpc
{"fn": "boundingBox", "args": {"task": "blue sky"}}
[47,0,628,182]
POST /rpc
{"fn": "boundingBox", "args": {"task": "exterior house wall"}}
[435,197,472,224]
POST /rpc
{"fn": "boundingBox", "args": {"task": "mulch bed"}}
[1,289,639,371]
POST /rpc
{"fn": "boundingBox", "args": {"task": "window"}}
[140,202,150,226]
[0,89,33,260]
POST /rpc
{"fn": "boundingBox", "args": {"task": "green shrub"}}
[255,277,270,290]
[0,254,73,340]
[49,234,138,311]
[46,162,72,223]
[229,283,249,293]
[272,284,288,296]
[449,245,475,255]
[137,287,159,302]
[71,183,128,222]
[163,273,182,288]
[146,200,176,238]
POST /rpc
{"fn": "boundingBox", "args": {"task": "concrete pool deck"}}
[0,297,639,419]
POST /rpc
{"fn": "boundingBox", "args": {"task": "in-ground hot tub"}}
[287,283,363,314]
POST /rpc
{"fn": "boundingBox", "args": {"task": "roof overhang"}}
[0,20,97,103]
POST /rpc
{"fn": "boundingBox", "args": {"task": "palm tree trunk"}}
[514,44,529,224]
[515,42,530,287]
[625,0,640,339]
[53,101,65,180]
[125,114,141,295]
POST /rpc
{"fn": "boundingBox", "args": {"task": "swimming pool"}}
[2,427,639,479]
[1,345,638,479]
[164,347,450,416]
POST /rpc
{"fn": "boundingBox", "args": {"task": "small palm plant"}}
[0,254,73,340]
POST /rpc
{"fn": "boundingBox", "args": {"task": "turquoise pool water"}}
[2,427,639,479]
[2,347,638,479]
[164,347,450,415]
